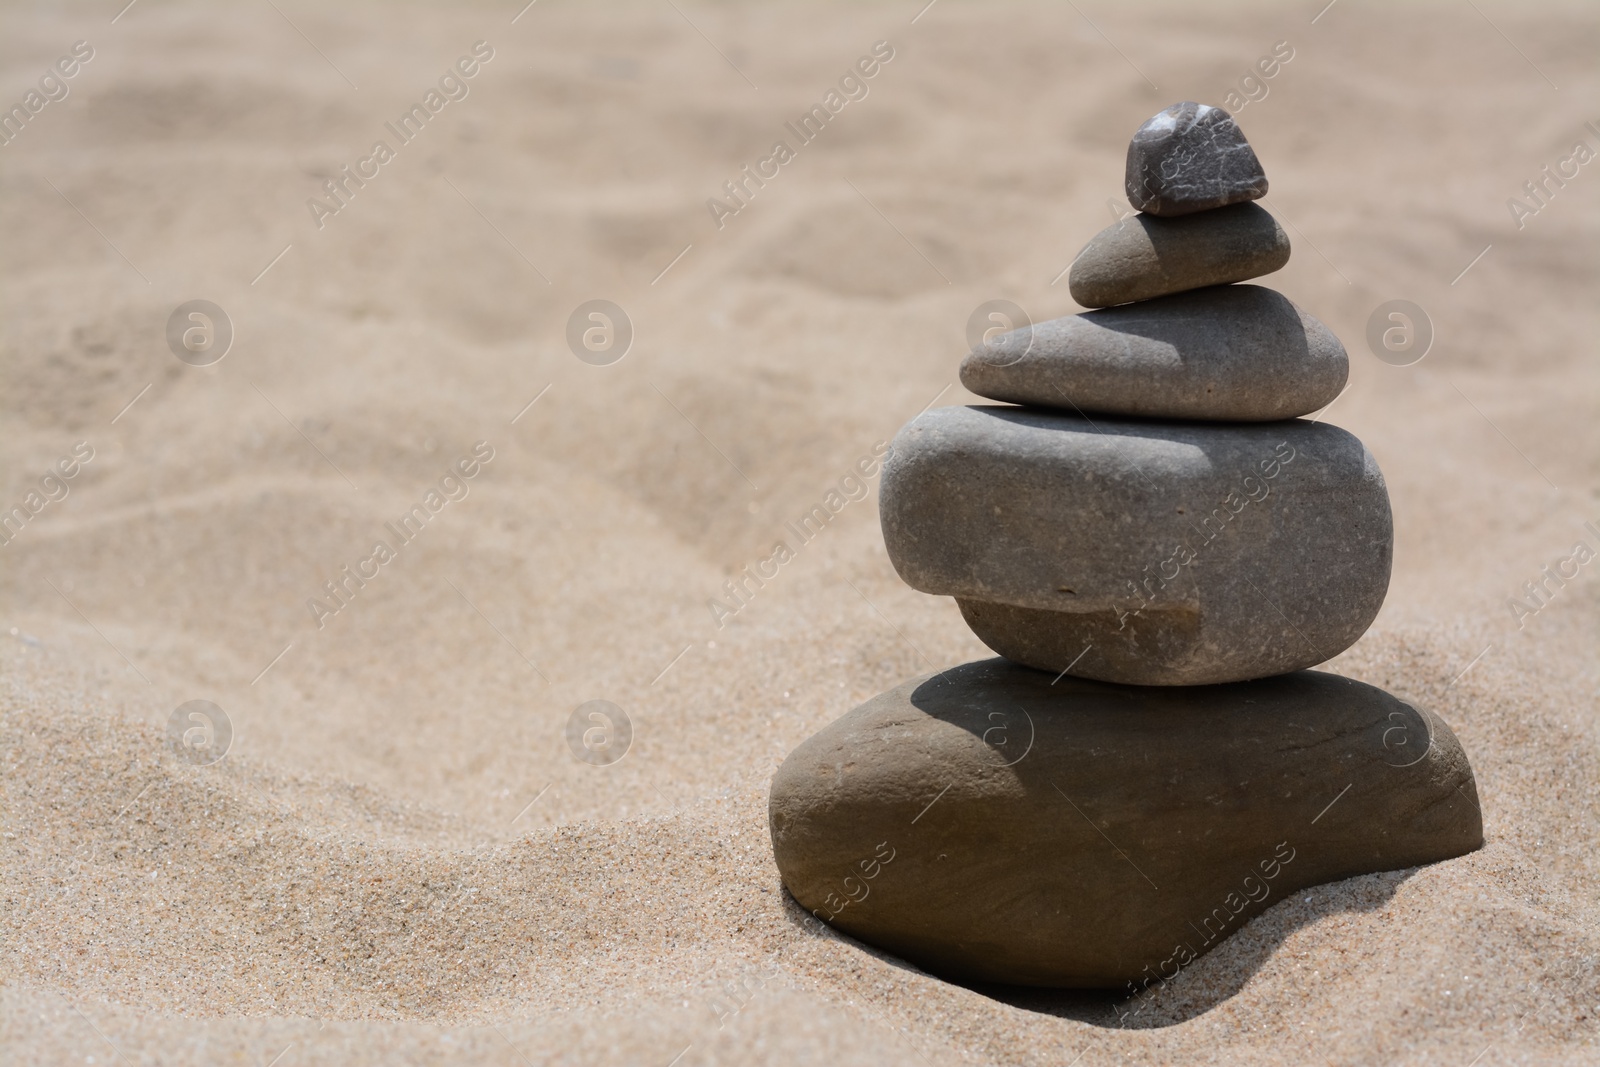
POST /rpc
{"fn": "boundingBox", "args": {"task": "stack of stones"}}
[769,103,1483,989]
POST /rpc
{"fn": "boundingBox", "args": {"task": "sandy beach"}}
[3,1,1598,1062]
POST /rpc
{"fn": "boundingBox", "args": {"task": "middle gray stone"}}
[880,406,1393,685]
[959,284,1347,422]
[1068,202,1291,309]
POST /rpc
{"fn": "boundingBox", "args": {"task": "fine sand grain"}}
[3,1,1598,1063]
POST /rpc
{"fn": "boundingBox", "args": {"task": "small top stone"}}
[1126,101,1267,217]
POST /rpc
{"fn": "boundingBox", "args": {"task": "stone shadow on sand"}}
[776,867,1418,1029]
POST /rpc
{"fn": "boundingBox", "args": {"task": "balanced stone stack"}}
[769,103,1483,989]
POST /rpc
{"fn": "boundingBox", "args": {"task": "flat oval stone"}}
[1069,202,1290,308]
[768,659,1483,987]
[880,406,1392,685]
[959,284,1347,422]
[1125,101,1267,217]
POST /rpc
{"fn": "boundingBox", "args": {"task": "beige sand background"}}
[2,0,1597,1063]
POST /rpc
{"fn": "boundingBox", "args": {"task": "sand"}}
[2,0,1598,1063]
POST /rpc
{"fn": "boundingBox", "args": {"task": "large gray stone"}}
[769,659,1483,988]
[1069,202,1290,308]
[879,406,1391,685]
[959,284,1347,422]
[1125,101,1267,217]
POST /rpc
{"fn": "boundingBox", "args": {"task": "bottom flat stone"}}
[768,659,1482,988]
